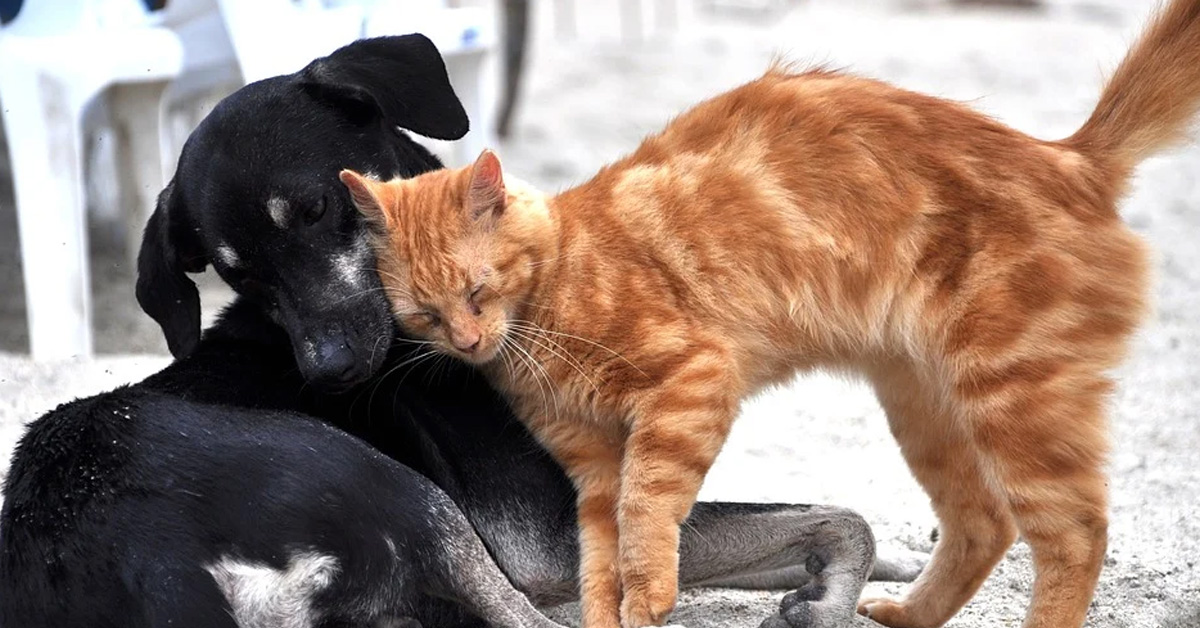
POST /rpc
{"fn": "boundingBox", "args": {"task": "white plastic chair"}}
[0,0,184,359]
[157,0,239,108]
[362,1,499,167]
[213,0,366,83]
[153,0,241,180]
[1,0,497,360]
[215,0,499,167]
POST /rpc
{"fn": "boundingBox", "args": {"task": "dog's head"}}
[136,35,467,389]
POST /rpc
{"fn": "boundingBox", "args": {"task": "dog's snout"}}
[317,340,356,377]
[304,332,362,387]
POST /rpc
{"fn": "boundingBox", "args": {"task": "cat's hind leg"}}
[859,362,1019,628]
[955,361,1113,628]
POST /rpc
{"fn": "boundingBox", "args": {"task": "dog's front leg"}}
[674,503,892,628]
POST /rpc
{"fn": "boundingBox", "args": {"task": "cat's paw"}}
[857,597,917,628]
[757,582,830,628]
[619,580,677,628]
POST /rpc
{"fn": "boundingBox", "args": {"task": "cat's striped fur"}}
[343,2,1200,626]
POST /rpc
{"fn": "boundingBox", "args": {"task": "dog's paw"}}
[757,582,831,628]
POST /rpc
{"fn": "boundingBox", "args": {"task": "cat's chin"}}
[449,342,502,367]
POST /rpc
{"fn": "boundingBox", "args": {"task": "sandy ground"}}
[1,1,1198,626]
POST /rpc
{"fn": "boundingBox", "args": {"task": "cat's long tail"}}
[1066,0,1200,170]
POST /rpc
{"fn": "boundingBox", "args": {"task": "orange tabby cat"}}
[340,2,1200,627]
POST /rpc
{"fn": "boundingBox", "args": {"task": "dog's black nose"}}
[312,338,359,385]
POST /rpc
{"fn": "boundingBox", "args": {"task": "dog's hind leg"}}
[679,503,926,588]
[676,502,887,628]
[419,492,568,628]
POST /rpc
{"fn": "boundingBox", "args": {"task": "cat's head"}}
[340,150,554,366]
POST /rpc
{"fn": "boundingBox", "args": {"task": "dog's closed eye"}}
[304,195,328,227]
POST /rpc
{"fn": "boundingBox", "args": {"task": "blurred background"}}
[0,0,1149,359]
[2,1,1198,626]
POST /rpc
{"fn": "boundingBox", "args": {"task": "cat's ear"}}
[340,170,389,227]
[467,149,506,224]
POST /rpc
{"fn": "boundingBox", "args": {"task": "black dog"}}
[0,36,917,628]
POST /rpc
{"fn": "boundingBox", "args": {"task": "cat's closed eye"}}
[468,285,485,316]
[411,312,442,327]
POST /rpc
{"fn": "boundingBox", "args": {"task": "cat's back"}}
[571,68,1023,260]
[632,65,1065,183]
[549,65,1134,357]
[585,65,1115,242]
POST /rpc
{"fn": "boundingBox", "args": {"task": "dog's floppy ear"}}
[136,180,207,358]
[300,34,469,140]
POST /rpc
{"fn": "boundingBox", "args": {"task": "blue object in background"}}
[0,0,20,25]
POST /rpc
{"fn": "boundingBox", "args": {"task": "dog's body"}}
[0,36,916,628]
[0,312,564,628]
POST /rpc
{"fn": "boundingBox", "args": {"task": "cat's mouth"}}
[442,338,502,366]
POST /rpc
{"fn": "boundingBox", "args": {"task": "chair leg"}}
[497,0,530,140]
[0,67,93,359]
[554,0,577,41]
[619,0,643,43]
[109,81,169,271]
[655,0,679,33]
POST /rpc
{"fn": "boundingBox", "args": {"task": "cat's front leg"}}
[617,356,742,628]
[529,412,627,628]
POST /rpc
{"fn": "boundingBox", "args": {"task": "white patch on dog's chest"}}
[205,551,339,628]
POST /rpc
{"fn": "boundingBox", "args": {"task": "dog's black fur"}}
[0,36,916,628]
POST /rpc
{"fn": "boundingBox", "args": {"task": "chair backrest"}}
[157,0,217,26]
[215,0,364,82]
[2,0,151,35]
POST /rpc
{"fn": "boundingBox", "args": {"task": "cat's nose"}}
[451,329,481,353]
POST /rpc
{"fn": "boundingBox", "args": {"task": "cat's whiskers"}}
[382,286,415,301]
[426,352,452,386]
[515,340,560,421]
[501,333,560,422]
[366,332,389,378]
[506,325,602,396]
[509,320,647,378]
[499,338,544,417]
[394,337,436,346]
[374,267,409,286]
[517,299,554,313]
[365,347,441,414]
[390,347,447,395]
[496,335,519,381]
[329,285,389,306]
[346,333,404,420]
